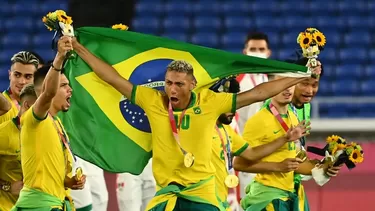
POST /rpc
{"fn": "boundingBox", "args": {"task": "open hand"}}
[64,175,86,190]
[285,120,310,141]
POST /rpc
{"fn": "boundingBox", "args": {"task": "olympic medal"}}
[75,167,83,180]
[225,174,239,188]
[184,152,195,168]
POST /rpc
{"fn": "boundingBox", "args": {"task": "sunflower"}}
[337,137,347,150]
[112,23,129,31]
[57,14,73,25]
[326,135,340,143]
[349,149,364,163]
[313,31,326,47]
[306,28,317,33]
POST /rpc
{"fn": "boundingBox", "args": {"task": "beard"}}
[218,114,232,125]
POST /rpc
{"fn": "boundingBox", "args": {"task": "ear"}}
[242,48,247,55]
[267,49,272,58]
[23,101,30,110]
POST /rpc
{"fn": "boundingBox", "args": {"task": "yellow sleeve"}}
[130,85,159,110]
[242,112,268,147]
[0,106,17,124]
[227,126,248,156]
[210,90,237,115]
[0,122,10,155]
[21,105,48,127]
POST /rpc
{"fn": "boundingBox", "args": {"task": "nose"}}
[67,85,73,93]
[170,85,177,95]
[19,77,26,84]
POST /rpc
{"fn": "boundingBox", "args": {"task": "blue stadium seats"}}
[360,80,375,96]
[320,64,336,79]
[332,80,360,96]
[254,16,284,31]
[317,79,333,96]
[193,16,221,32]
[364,65,375,79]
[221,32,246,49]
[192,2,221,16]
[32,34,53,48]
[4,18,33,31]
[191,33,219,48]
[221,2,250,15]
[1,33,30,49]
[132,17,160,34]
[136,2,164,16]
[339,48,367,64]
[344,32,371,46]
[335,64,363,80]
[224,17,252,32]
[162,16,190,33]
[11,3,38,14]
[320,104,350,118]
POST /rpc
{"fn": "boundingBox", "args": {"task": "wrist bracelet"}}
[51,64,62,72]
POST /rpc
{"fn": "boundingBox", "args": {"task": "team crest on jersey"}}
[119,59,172,133]
[193,107,201,114]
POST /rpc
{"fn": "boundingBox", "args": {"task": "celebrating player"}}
[72,37,321,211]
[12,36,85,211]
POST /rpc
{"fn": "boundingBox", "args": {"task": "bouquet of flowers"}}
[296,28,326,78]
[307,135,364,186]
[42,10,74,58]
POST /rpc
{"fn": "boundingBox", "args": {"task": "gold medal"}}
[75,167,83,180]
[184,152,195,168]
[225,174,239,188]
[296,150,307,162]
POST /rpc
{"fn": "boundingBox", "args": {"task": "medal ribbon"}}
[215,124,234,173]
[168,101,189,155]
[5,87,20,111]
[290,104,307,147]
[12,115,21,130]
[50,115,77,162]
[269,103,290,132]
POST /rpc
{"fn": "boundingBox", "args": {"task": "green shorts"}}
[173,197,219,211]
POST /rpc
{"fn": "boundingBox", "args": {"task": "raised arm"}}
[0,94,11,116]
[33,36,71,119]
[236,65,322,109]
[72,38,133,100]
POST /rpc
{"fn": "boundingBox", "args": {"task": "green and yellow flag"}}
[59,27,308,174]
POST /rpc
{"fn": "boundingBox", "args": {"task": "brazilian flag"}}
[59,27,308,174]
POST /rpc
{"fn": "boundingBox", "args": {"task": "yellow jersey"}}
[0,118,21,210]
[212,124,248,204]
[0,91,19,124]
[131,86,236,187]
[20,106,67,201]
[242,106,298,192]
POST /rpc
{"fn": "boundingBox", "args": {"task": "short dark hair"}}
[29,51,45,65]
[20,83,37,101]
[34,65,65,87]
[245,32,270,49]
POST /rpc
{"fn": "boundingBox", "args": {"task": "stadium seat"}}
[1,33,30,49]
[11,3,38,14]
[4,18,33,32]
[320,64,336,79]
[364,65,375,79]
[344,32,371,46]
[193,16,221,32]
[360,80,375,96]
[136,2,164,16]
[335,64,363,80]
[317,79,333,96]
[339,48,367,64]
[221,32,246,49]
[320,104,350,118]
[254,16,284,31]
[224,16,252,32]
[192,2,221,16]
[368,49,375,63]
[162,16,190,33]
[132,17,160,34]
[221,2,250,15]
[331,80,360,96]
[32,34,53,48]
[190,32,219,48]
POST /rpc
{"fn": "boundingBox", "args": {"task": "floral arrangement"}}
[112,23,129,31]
[42,10,74,58]
[307,135,364,170]
[296,28,326,78]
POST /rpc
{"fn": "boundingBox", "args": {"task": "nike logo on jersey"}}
[273,129,281,134]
